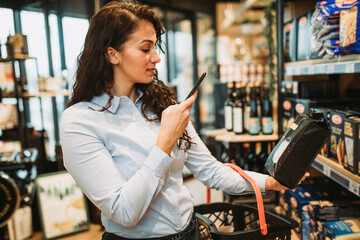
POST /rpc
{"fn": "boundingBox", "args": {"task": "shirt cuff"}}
[243,171,269,192]
[143,146,173,177]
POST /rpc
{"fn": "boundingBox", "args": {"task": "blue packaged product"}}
[320,219,360,239]
[316,0,339,6]
[321,3,342,17]
[340,0,360,54]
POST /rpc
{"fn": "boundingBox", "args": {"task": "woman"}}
[60,1,307,239]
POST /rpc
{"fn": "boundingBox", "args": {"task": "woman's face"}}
[114,20,161,85]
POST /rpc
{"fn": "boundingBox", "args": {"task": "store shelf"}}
[215,132,279,143]
[312,155,360,197]
[285,54,360,76]
[0,122,17,130]
[2,89,70,98]
[0,55,35,62]
[204,128,228,137]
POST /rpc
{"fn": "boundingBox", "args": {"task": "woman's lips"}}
[147,69,156,74]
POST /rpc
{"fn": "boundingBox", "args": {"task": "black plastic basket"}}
[195,202,298,240]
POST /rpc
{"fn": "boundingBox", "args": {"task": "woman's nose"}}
[151,50,161,63]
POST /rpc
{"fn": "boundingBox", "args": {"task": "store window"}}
[49,14,62,79]
[62,16,89,89]
[21,10,50,78]
[0,8,15,59]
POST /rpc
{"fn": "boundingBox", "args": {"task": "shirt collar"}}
[91,89,143,113]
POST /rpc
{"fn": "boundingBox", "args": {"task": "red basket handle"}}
[224,163,268,235]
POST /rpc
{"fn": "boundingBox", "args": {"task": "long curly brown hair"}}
[68,0,192,149]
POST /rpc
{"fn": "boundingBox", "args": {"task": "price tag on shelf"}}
[308,65,314,75]
[323,164,331,177]
[349,179,359,195]
[327,65,335,74]
[345,62,355,73]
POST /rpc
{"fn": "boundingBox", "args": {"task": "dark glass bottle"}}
[261,87,273,135]
[224,82,235,131]
[248,87,260,135]
[243,81,251,133]
[233,82,243,134]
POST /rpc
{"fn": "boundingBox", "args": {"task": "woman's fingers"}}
[181,91,197,109]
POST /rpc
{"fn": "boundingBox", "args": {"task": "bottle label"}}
[244,105,251,131]
[249,117,260,134]
[262,117,273,134]
[233,107,243,133]
[224,106,233,130]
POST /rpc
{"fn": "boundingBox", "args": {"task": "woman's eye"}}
[142,49,150,53]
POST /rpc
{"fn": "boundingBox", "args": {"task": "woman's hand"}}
[265,172,310,191]
[156,91,197,155]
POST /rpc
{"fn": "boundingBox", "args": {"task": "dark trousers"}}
[101,215,200,240]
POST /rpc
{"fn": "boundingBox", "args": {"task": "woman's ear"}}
[106,47,119,64]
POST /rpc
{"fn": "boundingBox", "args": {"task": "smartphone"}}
[185,72,207,100]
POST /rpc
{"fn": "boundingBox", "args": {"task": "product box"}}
[302,178,360,222]
[285,185,324,237]
[281,80,339,99]
[284,21,292,62]
[318,219,360,240]
[297,12,312,60]
[329,110,355,165]
[311,107,332,157]
[290,18,298,62]
[281,98,295,133]
[293,98,344,117]
[280,81,296,98]
[343,116,360,175]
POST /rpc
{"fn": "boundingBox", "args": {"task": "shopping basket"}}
[194,163,298,240]
[195,202,298,240]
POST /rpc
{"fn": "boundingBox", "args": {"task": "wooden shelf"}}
[285,54,360,76]
[0,55,35,62]
[2,89,70,98]
[312,154,360,197]
[215,132,279,143]
[204,128,228,137]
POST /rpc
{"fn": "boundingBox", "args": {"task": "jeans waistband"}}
[103,213,197,240]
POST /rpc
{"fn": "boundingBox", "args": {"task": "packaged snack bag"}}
[265,113,330,189]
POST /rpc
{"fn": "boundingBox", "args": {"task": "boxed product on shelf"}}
[329,110,357,166]
[283,17,299,62]
[297,11,312,60]
[0,62,14,93]
[312,107,332,157]
[281,80,338,99]
[340,0,360,55]
[343,116,360,175]
[284,184,324,238]
[0,103,18,127]
[283,178,360,239]
[318,219,360,239]
[284,21,292,62]
[289,18,298,62]
[281,98,295,133]
[293,98,346,118]
[302,178,360,222]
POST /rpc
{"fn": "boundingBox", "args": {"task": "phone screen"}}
[185,72,207,100]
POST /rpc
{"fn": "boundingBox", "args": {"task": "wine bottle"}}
[261,87,273,135]
[233,82,244,134]
[224,82,235,131]
[248,86,260,135]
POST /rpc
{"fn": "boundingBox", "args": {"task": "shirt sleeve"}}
[60,107,172,228]
[184,122,269,193]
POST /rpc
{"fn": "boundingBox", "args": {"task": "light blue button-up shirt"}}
[60,91,269,238]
